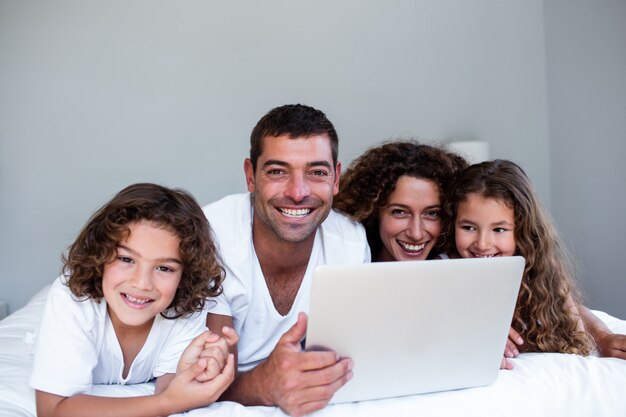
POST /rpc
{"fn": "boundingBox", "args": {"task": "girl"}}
[441,159,594,355]
[334,140,467,261]
[30,183,237,417]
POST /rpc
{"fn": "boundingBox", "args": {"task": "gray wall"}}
[0,0,558,314]
[545,0,626,318]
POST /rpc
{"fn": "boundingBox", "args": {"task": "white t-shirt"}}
[203,193,370,371]
[29,277,207,397]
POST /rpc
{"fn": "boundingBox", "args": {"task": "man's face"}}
[245,134,341,244]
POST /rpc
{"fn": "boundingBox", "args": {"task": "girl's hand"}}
[500,327,524,370]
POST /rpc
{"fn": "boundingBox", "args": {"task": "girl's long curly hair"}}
[63,183,224,318]
[334,140,467,260]
[441,160,594,354]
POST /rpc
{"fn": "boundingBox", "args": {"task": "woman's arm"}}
[579,305,626,359]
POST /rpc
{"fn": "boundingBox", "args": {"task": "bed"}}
[1,286,625,417]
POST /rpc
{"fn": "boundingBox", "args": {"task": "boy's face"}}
[244,134,341,245]
[454,193,517,258]
[102,220,182,332]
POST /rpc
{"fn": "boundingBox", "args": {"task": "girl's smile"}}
[455,193,517,259]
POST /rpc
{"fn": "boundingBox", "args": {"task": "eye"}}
[312,169,329,176]
[424,210,440,219]
[459,225,476,232]
[494,227,508,233]
[117,256,133,263]
[390,208,408,217]
[156,265,176,273]
[267,168,285,176]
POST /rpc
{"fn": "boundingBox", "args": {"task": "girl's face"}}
[102,220,182,332]
[455,193,516,258]
[378,176,442,261]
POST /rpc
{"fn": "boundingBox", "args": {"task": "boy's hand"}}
[177,331,221,374]
[161,353,236,413]
[195,326,239,382]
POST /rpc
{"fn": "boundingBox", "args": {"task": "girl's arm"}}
[36,354,235,417]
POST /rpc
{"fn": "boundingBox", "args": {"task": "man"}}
[203,104,370,416]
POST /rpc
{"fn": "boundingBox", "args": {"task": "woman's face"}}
[377,176,442,261]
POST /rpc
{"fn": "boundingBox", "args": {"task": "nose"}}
[284,173,311,203]
[475,231,493,251]
[129,266,153,291]
[406,217,425,241]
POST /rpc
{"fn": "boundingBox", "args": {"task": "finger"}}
[301,357,353,387]
[200,346,228,370]
[295,350,344,372]
[210,354,236,386]
[505,339,519,358]
[508,327,523,345]
[278,312,308,347]
[500,357,513,370]
[180,358,209,382]
[221,326,239,347]
[291,362,353,408]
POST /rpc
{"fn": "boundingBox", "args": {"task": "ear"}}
[332,161,342,195]
[244,158,255,192]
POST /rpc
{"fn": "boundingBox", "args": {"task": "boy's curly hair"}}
[441,160,594,354]
[334,140,467,260]
[63,183,224,318]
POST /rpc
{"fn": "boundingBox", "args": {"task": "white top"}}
[29,277,207,397]
[203,193,370,371]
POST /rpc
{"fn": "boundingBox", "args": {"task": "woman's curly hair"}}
[334,140,467,260]
[441,160,594,354]
[63,183,224,318]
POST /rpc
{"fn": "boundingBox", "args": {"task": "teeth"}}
[473,253,496,258]
[398,240,426,252]
[124,294,152,304]
[280,208,311,218]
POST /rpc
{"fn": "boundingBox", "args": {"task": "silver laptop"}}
[305,256,524,403]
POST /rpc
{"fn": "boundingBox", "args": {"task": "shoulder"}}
[45,276,103,327]
[202,193,252,247]
[319,209,370,261]
[321,209,367,241]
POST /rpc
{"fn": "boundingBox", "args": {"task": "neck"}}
[252,217,316,276]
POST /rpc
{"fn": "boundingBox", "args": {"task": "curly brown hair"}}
[441,160,594,354]
[63,183,224,318]
[333,140,467,260]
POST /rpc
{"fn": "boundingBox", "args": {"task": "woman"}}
[334,140,467,261]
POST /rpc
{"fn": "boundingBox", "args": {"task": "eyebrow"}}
[387,203,441,210]
[262,159,333,169]
[117,244,182,264]
[491,221,514,227]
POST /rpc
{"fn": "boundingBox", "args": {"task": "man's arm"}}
[579,305,626,359]
[207,312,353,417]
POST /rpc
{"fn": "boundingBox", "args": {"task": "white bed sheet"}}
[1,286,625,417]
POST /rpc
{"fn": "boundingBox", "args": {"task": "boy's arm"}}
[35,355,235,417]
[579,305,626,359]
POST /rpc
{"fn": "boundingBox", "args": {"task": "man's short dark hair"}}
[250,104,339,171]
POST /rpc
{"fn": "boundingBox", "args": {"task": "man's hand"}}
[256,312,353,417]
